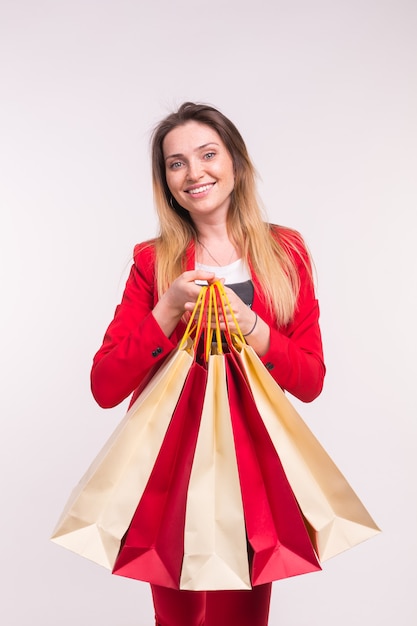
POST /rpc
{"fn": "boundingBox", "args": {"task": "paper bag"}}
[51,342,193,568]
[238,341,380,561]
[179,354,252,590]
[225,351,321,584]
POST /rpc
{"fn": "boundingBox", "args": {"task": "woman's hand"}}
[152,270,219,337]
[214,286,256,336]
[153,276,271,356]
[215,286,271,357]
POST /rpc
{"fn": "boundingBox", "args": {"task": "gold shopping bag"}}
[51,342,194,569]
[237,341,380,561]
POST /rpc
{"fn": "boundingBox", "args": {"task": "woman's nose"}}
[187,159,204,181]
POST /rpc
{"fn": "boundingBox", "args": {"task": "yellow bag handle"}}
[179,281,246,358]
[212,281,245,346]
[179,286,209,351]
[204,285,224,360]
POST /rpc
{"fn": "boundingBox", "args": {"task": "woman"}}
[91,102,325,626]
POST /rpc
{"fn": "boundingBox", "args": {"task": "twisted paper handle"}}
[179,281,245,359]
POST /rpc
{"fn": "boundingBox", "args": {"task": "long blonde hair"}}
[150,102,306,326]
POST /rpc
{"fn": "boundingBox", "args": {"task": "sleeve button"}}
[265,361,274,371]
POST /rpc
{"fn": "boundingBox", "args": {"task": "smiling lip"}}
[186,183,215,195]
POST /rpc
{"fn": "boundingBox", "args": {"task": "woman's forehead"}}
[163,121,223,157]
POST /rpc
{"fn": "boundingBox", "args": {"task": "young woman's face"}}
[163,121,235,224]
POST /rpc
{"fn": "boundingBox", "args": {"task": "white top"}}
[195,258,251,285]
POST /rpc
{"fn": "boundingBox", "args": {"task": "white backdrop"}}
[1,1,416,624]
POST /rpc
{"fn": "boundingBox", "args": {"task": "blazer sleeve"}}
[258,234,326,403]
[90,244,178,408]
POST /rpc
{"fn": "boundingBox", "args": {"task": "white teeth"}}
[188,184,213,194]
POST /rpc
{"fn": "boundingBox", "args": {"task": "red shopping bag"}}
[225,350,321,585]
[112,312,210,588]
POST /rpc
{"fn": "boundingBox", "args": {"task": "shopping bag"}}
[237,340,381,561]
[51,336,196,569]
[225,350,321,584]
[112,358,207,588]
[179,353,252,590]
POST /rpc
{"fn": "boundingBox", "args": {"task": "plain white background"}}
[1,0,416,624]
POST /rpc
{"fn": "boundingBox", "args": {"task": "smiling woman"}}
[90,102,326,625]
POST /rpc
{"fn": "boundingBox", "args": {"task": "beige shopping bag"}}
[238,341,380,561]
[179,354,251,590]
[51,342,193,569]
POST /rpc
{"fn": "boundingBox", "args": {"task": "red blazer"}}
[91,228,325,408]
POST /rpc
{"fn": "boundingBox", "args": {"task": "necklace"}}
[197,239,236,267]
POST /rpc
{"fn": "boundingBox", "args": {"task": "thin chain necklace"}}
[197,239,236,267]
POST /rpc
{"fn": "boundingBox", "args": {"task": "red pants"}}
[151,583,272,626]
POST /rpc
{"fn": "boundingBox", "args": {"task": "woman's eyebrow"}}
[165,142,220,161]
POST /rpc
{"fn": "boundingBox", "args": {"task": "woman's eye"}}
[169,161,182,170]
[204,152,215,160]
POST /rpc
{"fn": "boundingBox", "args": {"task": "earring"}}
[169,196,175,209]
